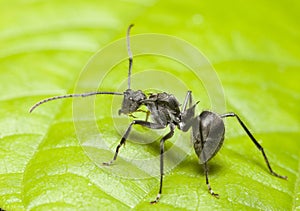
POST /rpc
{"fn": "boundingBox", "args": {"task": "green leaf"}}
[1,0,299,210]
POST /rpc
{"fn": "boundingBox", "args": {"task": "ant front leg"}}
[102,121,134,166]
[220,112,287,180]
[103,120,165,166]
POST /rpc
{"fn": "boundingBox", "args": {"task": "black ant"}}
[30,24,287,204]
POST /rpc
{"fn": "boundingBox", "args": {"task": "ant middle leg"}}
[151,124,175,204]
[198,115,220,198]
[203,160,219,198]
[192,112,225,197]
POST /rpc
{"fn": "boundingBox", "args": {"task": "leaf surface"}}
[0,0,299,210]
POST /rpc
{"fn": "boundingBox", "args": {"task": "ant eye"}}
[129,97,133,100]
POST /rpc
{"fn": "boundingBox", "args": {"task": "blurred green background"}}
[0,0,299,210]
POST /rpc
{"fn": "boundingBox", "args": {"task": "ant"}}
[30,24,287,204]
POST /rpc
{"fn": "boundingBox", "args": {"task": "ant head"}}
[119,89,146,115]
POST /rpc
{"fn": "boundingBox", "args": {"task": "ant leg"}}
[220,112,287,179]
[198,118,219,198]
[181,90,193,112]
[133,109,150,122]
[151,124,175,204]
[203,161,219,198]
[103,120,165,166]
[145,110,150,122]
[103,121,134,166]
[133,120,166,130]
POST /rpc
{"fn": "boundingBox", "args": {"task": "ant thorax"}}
[142,92,181,126]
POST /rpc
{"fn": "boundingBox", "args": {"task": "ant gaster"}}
[30,24,287,204]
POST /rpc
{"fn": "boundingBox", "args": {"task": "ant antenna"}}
[127,24,134,89]
[30,24,135,113]
[29,91,123,113]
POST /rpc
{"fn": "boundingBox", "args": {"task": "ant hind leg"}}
[220,112,287,180]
